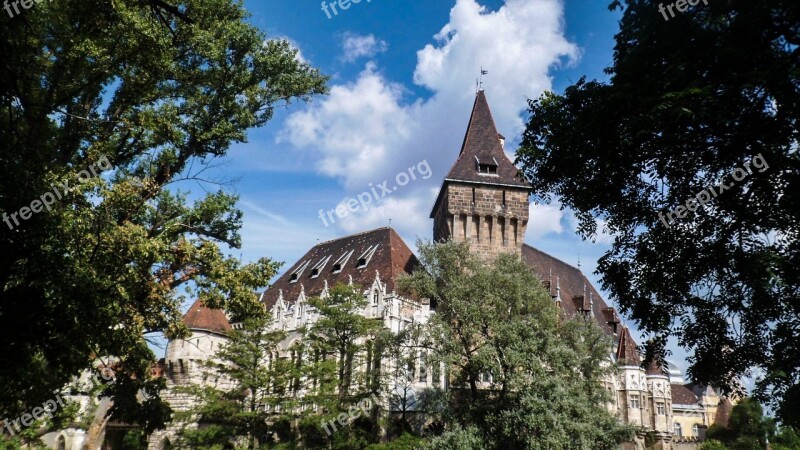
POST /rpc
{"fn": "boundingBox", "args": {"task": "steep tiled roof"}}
[431,92,530,218]
[521,244,616,335]
[616,327,641,366]
[261,227,418,309]
[714,398,734,427]
[445,92,530,185]
[671,384,699,405]
[183,300,232,334]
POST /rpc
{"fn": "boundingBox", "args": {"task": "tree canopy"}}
[399,241,634,450]
[0,0,327,424]
[517,0,799,424]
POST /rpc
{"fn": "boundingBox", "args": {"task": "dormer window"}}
[479,163,497,174]
[331,250,353,274]
[355,245,379,269]
[475,156,499,175]
[309,255,330,279]
[290,273,299,282]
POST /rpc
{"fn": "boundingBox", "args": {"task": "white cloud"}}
[281,0,578,237]
[341,33,389,62]
[527,201,565,239]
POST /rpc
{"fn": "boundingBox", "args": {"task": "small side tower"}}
[430,91,531,260]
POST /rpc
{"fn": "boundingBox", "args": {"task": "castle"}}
[43,92,732,450]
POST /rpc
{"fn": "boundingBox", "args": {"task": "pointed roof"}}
[616,327,641,366]
[445,91,530,188]
[645,359,668,376]
[261,227,418,309]
[183,300,232,334]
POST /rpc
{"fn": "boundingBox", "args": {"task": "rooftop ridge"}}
[312,227,392,247]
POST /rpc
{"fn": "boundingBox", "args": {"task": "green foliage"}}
[121,429,149,450]
[699,440,729,450]
[364,433,424,450]
[0,0,327,425]
[705,399,777,450]
[422,425,486,450]
[398,241,635,450]
[175,314,288,449]
[774,427,800,450]
[516,0,800,424]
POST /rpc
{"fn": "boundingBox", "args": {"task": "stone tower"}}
[430,91,531,259]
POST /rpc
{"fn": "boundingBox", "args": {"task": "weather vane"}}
[476,67,488,93]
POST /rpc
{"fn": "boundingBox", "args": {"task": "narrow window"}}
[472,187,476,204]
[502,190,506,206]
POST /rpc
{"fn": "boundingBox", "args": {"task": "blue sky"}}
[176,0,697,377]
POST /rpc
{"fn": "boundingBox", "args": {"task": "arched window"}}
[674,422,682,437]
[56,435,66,450]
[161,438,172,450]
[373,291,379,305]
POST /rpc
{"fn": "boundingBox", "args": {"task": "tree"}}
[305,283,386,449]
[516,0,800,424]
[0,0,327,425]
[398,241,635,449]
[174,314,289,449]
[705,398,777,450]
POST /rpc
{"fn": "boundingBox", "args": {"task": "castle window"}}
[629,394,640,409]
[373,291,379,305]
[472,187,476,204]
[502,190,506,206]
[674,423,682,437]
[692,424,700,437]
[656,401,666,415]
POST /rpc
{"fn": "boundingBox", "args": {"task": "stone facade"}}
[432,183,529,260]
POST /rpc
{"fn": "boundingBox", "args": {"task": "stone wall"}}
[433,182,529,260]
